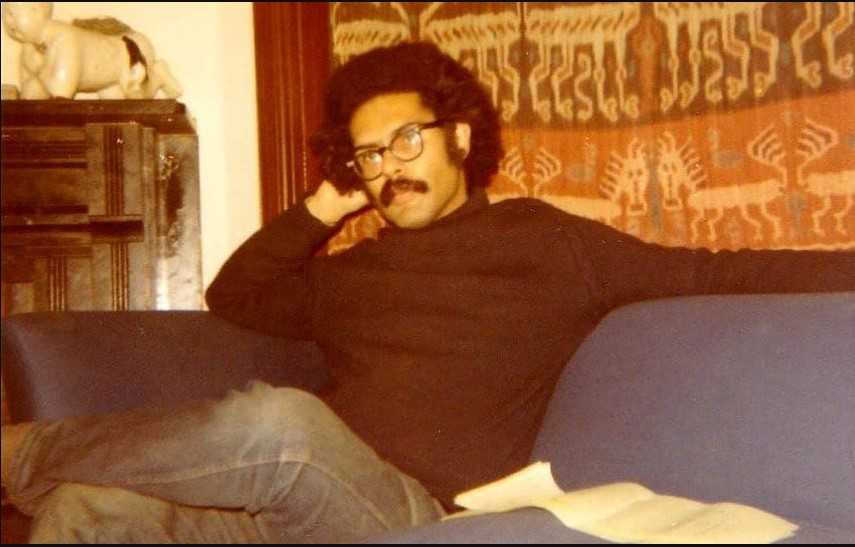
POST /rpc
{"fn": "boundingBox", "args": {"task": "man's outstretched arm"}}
[566,214,855,311]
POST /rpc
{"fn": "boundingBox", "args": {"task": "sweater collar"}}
[379,187,489,236]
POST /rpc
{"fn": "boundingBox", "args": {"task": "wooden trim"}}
[253,3,331,223]
[0,99,194,133]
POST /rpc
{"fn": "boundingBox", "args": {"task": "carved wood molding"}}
[253,3,331,223]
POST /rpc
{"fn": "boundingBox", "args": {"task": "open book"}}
[450,462,798,543]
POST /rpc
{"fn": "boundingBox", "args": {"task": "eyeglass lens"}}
[353,125,426,180]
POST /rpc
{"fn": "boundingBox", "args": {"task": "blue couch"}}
[373,292,855,543]
[3,292,853,543]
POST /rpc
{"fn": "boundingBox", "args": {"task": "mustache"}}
[379,178,429,207]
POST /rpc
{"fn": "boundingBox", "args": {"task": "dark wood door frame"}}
[253,3,331,223]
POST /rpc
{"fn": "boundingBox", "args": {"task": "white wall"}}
[1,2,262,298]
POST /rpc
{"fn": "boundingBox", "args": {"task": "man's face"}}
[348,92,470,229]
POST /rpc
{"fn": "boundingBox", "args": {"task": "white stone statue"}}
[2,2,182,99]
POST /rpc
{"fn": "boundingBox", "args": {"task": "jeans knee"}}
[212,381,340,437]
[201,382,357,471]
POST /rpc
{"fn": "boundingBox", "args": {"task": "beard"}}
[379,177,429,207]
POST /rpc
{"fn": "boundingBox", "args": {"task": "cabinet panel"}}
[1,99,202,317]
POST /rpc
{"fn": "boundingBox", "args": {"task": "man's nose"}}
[381,150,406,179]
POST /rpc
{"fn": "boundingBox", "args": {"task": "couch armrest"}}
[532,291,855,530]
[1,311,329,422]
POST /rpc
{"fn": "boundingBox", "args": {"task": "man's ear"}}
[454,122,472,159]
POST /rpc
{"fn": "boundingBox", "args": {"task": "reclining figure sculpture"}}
[3,2,182,99]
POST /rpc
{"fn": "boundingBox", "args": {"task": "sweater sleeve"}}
[205,202,339,339]
[569,215,855,310]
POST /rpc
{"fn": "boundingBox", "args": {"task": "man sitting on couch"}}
[2,42,854,543]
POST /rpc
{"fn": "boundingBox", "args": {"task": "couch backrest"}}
[1,311,329,422]
[532,292,855,529]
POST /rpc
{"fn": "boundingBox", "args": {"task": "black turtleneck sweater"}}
[206,189,854,508]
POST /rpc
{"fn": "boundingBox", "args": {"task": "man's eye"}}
[394,129,420,150]
[357,151,381,165]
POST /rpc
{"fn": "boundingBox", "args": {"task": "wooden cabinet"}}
[1,100,203,316]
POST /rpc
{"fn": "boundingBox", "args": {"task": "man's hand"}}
[304,180,370,226]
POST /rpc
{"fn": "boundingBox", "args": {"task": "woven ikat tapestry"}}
[326,2,855,253]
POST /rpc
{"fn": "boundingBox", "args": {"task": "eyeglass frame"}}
[346,119,449,182]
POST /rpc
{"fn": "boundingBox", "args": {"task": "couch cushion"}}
[369,508,608,544]
[368,508,854,544]
[531,293,855,529]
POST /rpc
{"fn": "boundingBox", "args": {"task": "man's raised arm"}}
[205,182,368,338]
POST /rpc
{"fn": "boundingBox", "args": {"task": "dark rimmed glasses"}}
[347,120,448,181]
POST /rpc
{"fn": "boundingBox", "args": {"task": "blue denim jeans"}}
[6,381,444,543]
